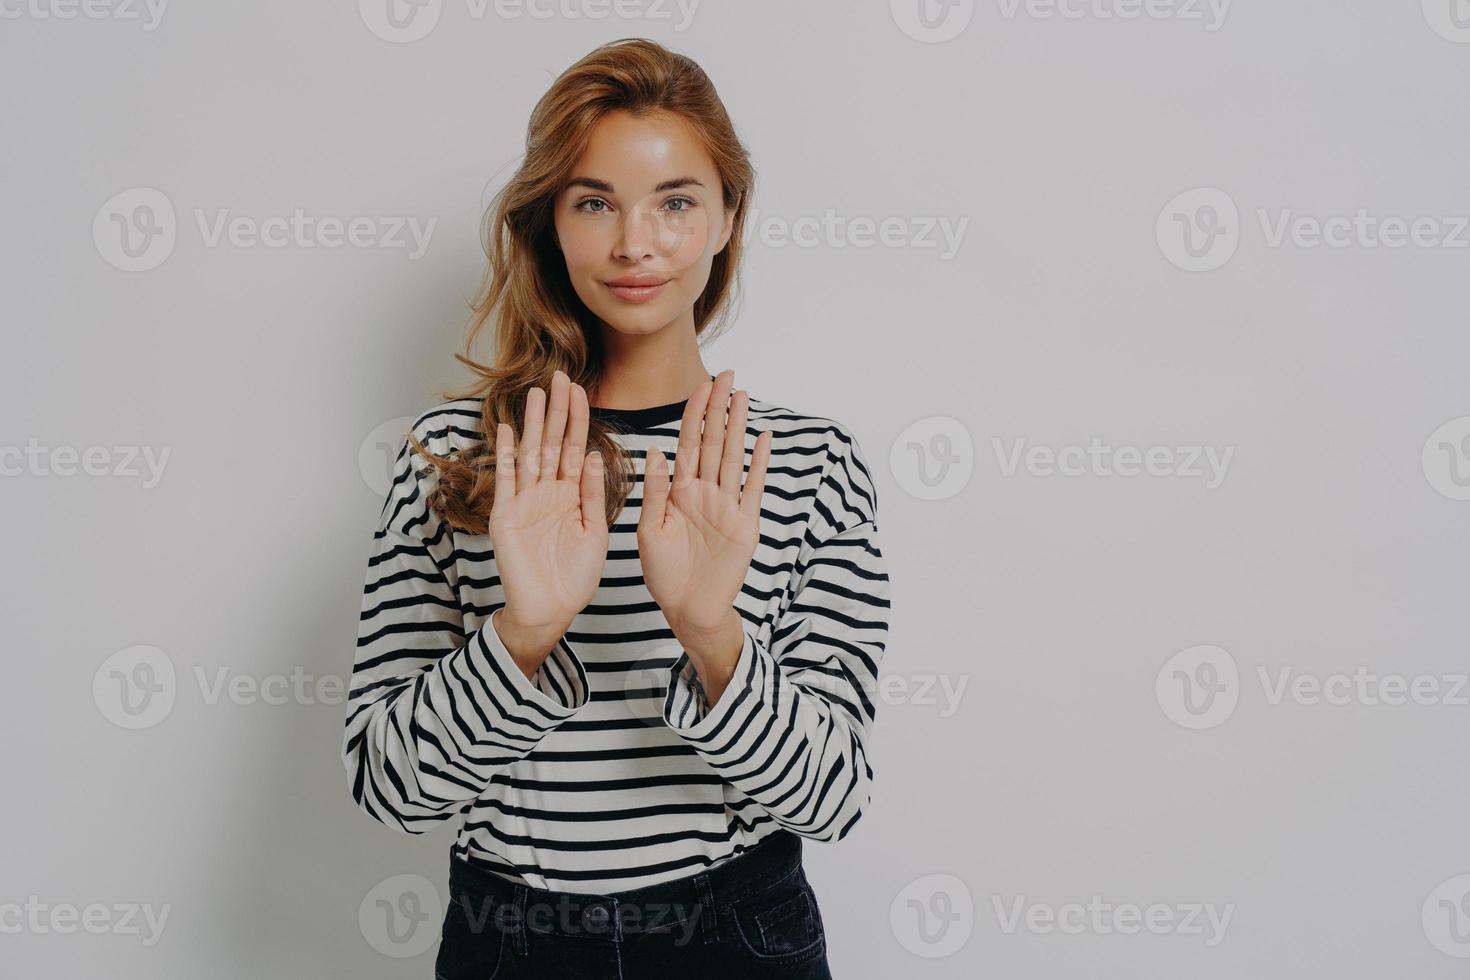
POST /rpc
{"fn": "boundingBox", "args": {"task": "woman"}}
[342,38,890,979]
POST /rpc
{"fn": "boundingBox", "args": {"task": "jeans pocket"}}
[434,889,508,980]
[729,868,826,965]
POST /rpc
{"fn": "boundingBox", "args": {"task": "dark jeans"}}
[434,829,833,979]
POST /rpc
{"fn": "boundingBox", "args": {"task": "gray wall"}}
[4,1,1469,977]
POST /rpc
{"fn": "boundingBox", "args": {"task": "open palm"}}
[639,371,772,633]
[490,373,608,631]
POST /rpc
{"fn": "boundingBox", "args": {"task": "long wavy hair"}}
[408,38,755,533]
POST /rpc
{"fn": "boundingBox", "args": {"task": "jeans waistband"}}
[445,830,803,947]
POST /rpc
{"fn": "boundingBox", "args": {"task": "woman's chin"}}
[595,306,679,337]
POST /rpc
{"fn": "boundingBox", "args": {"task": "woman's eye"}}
[575,198,610,214]
[664,196,698,212]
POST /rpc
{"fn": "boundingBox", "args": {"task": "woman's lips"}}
[604,279,670,303]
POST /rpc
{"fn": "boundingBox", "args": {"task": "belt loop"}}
[692,871,720,945]
[510,884,528,955]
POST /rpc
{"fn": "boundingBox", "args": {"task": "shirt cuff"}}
[470,611,590,723]
[662,627,763,744]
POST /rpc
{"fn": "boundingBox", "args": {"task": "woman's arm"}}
[662,423,890,842]
[341,415,590,835]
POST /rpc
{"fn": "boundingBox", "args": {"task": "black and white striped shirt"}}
[342,389,890,892]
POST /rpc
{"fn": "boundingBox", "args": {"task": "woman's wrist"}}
[491,606,569,681]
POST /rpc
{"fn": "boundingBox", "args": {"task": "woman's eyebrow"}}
[564,176,706,194]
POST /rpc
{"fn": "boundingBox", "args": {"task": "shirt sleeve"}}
[661,421,890,842]
[342,415,590,835]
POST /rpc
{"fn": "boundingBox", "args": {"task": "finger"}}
[540,371,570,483]
[642,445,670,528]
[560,381,589,481]
[493,422,516,514]
[739,429,771,523]
[719,389,749,495]
[674,376,713,488]
[518,386,545,491]
[699,369,734,480]
[581,450,607,533]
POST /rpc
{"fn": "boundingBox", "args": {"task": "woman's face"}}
[552,109,734,340]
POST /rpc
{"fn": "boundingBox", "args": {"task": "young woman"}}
[342,38,890,979]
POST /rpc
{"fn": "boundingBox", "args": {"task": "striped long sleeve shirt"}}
[341,389,890,893]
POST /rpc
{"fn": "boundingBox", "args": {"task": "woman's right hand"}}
[488,370,608,671]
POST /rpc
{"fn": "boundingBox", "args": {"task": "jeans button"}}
[583,902,610,931]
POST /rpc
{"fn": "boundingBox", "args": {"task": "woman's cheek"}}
[559,234,604,280]
[661,213,709,270]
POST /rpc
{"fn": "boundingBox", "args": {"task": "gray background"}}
[4,0,1469,976]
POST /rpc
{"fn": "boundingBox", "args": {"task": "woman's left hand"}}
[639,369,772,643]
